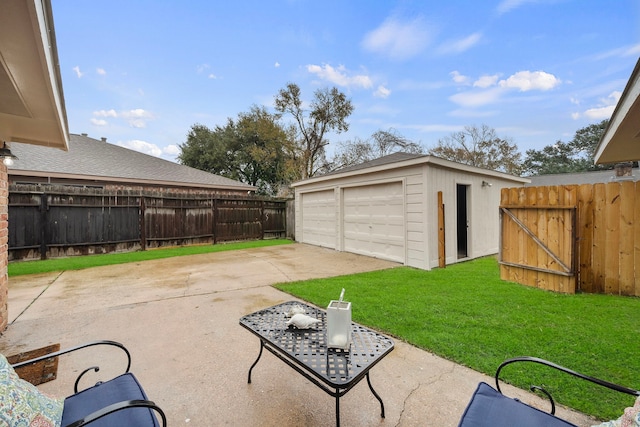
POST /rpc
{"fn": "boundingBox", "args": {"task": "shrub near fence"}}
[500,182,640,296]
[9,186,287,261]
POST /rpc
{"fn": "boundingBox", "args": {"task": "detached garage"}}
[291,153,529,270]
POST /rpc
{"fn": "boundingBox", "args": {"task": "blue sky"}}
[52,0,640,164]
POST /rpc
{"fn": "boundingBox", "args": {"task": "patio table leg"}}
[366,372,385,418]
[247,340,264,384]
[335,391,340,427]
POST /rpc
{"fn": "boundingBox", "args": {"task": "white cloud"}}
[374,85,391,99]
[91,109,154,128]
[94,109,118,118]
[584,106,615,119]
[496,0,540,15]
[117,140,163,157]
[574,91,621,120]
[121,109,154,128]
[362,16,433,60]
[449,87,505,107]
[450,71,470,85]
[449,69,560,109]
[306,64,373,89]
[437,32,482,55]
[197,64,209,73]
[589,43,640,61]
[121,109,154,119]
[73,66,84,78]
[90,118,108,126]
[208,74,217,79]
[96,68,106,75]
[274,62,280,68]
[163,145,180,156]
[499,70,560,91]
[474,74,500,88]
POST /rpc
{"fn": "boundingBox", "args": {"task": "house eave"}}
[594,58,640,164]
[0,0,69,150]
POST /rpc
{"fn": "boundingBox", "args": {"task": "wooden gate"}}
[500,183,640,296]
[500,186,577,293]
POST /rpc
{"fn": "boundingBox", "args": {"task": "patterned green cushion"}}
[591,396,640,427]
[0,353,63,427]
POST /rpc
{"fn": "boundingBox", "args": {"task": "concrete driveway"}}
[0,243,596,426]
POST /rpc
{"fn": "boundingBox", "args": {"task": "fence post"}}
[139,196,146,251]
[261,200,265,240]
[213,197,218,244]
[39,194,48,260]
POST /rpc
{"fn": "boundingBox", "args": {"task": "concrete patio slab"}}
[0,243,598,426]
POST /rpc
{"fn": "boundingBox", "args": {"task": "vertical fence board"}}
[591,184,606,293]
[524,187,539,289]
[604,184,621,294]
[619,181,635,296]
[536,186,550,290]
[577,184,594,293]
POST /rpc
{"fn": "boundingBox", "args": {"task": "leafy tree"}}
[332,128,424,169]
[427,124,523,175]
[274,83,354,179]
[522,120,612,176]
[178,106,294,196]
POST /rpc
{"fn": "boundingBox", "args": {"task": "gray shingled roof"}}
[322,152,427,177]
[9,133,254,190]
[525,168,639,186]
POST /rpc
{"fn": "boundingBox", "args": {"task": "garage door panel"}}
[301,190,336,249]
[343,182,405,263]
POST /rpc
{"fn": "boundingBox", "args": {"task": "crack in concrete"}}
[182,273,192,297]
[10,270,65,325]
[395,381,422,426]
[249,252,293,281]
[395,361,457,425]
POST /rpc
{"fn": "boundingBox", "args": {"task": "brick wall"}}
[0,163,8,331]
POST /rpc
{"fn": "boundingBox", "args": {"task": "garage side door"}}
[301,190,337,249]
[343,182,405,263]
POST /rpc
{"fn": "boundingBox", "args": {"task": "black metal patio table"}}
[239,301,395,427]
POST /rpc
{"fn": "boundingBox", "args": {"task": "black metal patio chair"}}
[4,340,166,427]
[458,356,640,427]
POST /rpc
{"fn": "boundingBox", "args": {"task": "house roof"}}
[9,133,255,191]
[525,168,638,186]
[291,152,530,187]
[0,0,69,150]
[594,58,640,164]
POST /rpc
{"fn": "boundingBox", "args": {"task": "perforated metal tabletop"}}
[239,301,394,426]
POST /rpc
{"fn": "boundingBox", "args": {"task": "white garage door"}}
[301,190,337,249]
[343,182,405,263]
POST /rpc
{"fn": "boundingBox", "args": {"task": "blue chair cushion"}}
[458,382,578,427]
[61,372,160,427]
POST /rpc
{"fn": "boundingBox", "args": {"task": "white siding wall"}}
[425,165,514,268]
[294,160,524,270]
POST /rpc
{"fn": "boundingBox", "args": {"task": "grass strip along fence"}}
[275,256,639,422]
[8,239,292,277]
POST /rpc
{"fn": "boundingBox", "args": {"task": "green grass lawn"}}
[275,256,640,421]
[8,239,292,276]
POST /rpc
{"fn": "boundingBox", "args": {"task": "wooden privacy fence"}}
[500,182,640,296]
[9,187,287,261]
